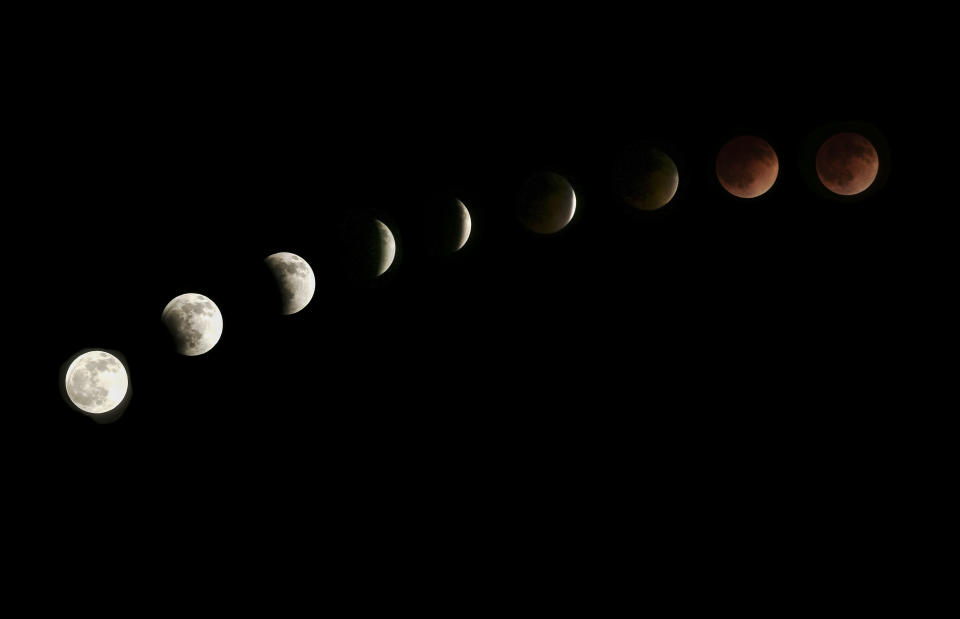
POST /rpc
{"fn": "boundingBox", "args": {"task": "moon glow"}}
[816,132,879,196]
[65,350,129,414]
[517,172,576,234]
[161,293,223,355]
[716,135,779,198]
[616,147,679,211]
[265,252,316,315]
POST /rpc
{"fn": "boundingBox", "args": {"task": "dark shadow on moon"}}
[338,210,401,283]
[517,172,576,234]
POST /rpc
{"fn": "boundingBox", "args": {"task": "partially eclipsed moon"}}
[65,350,128,414]
[161,293,223,355]
[816,132,879,196]
[517,172,576,234]
[376,219,396,276]
[716,135,779,198]
[265,252,316,315]
[455,199,471,252]
[616,147,679,211]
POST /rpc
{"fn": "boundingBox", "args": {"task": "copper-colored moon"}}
[816,132,879,196]
[716,136,779,198]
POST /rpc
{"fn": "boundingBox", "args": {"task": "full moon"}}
[716,135,779,198]
[161,293,223,355]
[615,146,679,211]
[517,172,576,234]
[65,350,129,414]
[265,252,316,315]
[816,132,879,196]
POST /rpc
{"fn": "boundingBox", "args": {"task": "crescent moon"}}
[376,219,396,276]
[455,199,472,252]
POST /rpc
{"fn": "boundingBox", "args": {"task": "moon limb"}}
[65,350,128,414]
[456,199,472,252]
[517,172,576,234]
[376,219,396,276]
[161,293,223,356]
[265,252,316,315]
[616,147,679,211]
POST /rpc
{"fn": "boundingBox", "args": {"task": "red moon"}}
[816,132,879,196]
[716,135,779,198]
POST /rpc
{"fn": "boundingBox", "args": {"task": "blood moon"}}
[716,136,779,198]
[816,132,879,196]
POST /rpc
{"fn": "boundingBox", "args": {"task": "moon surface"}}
[816,132,879,195]
[422,198,472,255]
[452,199,471,252]
[376,219,397,276]
[517,172,576,234]
[265,252,316,315]
[65,350,128,414]
[615,147,679,210]
[340,215,398,279]
[716,135,779,198]
[161,293,223,356]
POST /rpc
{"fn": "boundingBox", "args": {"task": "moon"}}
[452,199,471,252]
[161,293,223,355]
[65,350,128,414]
[615,146,679,210]
[422,198,472,255]
[716,135,779,198]
[340,215,398,279]
[265,252,316,315]
[816,132,879,195]
[376,219,397,276]
[517,172,576,234]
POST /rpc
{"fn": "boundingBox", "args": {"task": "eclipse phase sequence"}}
[56,122,887,423]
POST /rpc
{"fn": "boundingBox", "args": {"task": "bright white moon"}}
[376,219,396,276]
[161,293,223,356]
[65,350,129,414]
[265,252,316,315]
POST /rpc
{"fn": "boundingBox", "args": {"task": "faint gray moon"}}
[517,172,576,234]
[161,293,223,355]
[376,219,396,276]
[65,350,128,414]
[455,199,471,252]
[265,252,316,315]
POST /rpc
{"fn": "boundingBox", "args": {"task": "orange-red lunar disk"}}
[816,132,879,196]
[716,136,779,198]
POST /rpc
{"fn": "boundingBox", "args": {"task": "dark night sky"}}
[24,15,915,479]
[9,9,935,607]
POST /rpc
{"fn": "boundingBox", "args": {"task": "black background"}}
[26,13,915,485]
[13,7,929,603]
